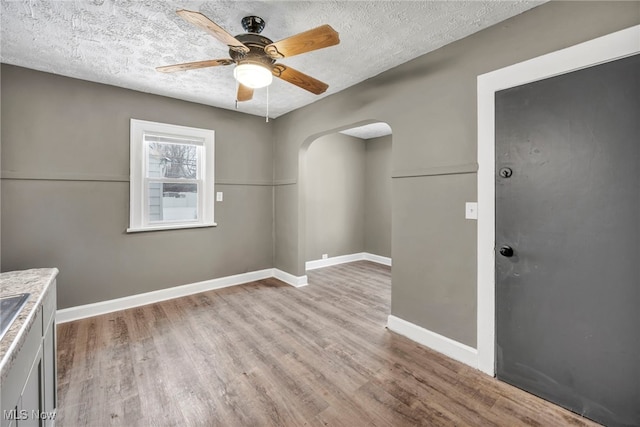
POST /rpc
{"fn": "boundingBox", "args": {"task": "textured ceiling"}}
[1,1,543,118]
[340,122,392,140]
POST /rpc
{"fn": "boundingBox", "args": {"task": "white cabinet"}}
[1,281,57,427]
[19,352,43,427]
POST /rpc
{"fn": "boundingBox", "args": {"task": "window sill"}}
[126,222,217,233]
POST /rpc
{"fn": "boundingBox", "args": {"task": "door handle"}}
[499,246,514,257]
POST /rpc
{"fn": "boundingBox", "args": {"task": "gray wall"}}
[305,133,365,261]
[1,65,274,309]
[272,2,640,347]
[305,132,392,262]
[364,135,392,258]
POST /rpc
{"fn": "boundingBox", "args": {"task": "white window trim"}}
[128,119,216,232]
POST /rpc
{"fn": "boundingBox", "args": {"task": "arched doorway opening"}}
[298,121,392,272]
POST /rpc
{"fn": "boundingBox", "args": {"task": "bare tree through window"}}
[151,143,197,178]
[149,142,198,194]
[146,141,199,220]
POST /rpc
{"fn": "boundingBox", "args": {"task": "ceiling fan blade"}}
[237,84,254,102]
[156,59,234,73]
[272,64,328,95]
[176,10,250,54]
[265,24,339,59]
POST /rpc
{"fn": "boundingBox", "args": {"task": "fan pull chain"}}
[266,85,269,123]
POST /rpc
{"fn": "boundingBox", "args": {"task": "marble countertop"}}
[0,268,58,380]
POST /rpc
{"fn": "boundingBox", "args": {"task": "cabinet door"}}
[20,351,43,427]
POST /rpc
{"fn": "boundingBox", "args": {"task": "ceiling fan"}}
[157,10,340,103]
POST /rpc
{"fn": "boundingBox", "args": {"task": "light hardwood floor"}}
[57,261,599,426]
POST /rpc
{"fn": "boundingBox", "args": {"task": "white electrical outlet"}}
[216,192,223,202]
[322,254,328,259]
[465,202,478,220]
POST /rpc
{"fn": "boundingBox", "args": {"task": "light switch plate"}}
[216,192,223,202]
[465,202,478,220]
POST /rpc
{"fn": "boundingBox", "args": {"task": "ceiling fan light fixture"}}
[233,63,273,89]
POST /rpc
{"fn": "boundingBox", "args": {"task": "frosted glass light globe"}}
[233,63,273,89]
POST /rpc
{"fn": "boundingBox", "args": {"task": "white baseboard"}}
[273,269,308,288]
[56,268,307,323]
[306,253,364,270]
[387,315,478,369]
[363,253,392,266]
[305,252,392,270]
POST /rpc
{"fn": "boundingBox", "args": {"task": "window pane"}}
[147,142,198,179]
[148,183,198,222]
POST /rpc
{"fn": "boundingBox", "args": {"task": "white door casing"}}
[476,25,640,376]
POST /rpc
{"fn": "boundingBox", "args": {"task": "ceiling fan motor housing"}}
[230,33,275,68]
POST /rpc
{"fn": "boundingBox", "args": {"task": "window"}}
[128,119,215,232]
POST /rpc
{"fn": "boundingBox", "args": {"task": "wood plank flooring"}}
[56,261,600,426]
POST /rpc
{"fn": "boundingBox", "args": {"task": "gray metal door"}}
[495,54,639,427]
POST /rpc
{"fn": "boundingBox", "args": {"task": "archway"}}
[298,121,393,273]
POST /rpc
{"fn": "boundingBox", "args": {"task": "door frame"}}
[476,25,640,376]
